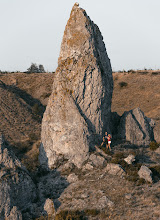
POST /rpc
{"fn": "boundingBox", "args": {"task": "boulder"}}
[124,154,136,164]
[44,199,55,217]
[7,206,22,220]
[82,163,94,171]
[117,108,154,145]
[67,173,79,183]
[0,134,37,219]
[104,163,126,177]
[89,154,105,167]
[98,196,114,209]
[138,165,153,183]
[40,3,113,169]
[155,147,160,154]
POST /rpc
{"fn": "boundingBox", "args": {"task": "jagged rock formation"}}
[0,134,37,219]
[117,108,155,145]
[40,3,113,168]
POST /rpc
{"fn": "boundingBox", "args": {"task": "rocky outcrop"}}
[104,163,126,177]
[117,108,155,145]
[0,134,37,219]
[40,3,113,168]
[138,165,153,183]
[124,154,136,164]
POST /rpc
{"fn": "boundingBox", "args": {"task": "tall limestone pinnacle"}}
[39,3,113,168]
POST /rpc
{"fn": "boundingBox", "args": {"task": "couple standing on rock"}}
[101,132,112,150]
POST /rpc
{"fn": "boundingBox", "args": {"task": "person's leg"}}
[108,143,111,150]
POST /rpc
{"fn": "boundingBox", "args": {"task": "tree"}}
[27,63,39,73]
[27,63,45,73]
[38,64,45,73]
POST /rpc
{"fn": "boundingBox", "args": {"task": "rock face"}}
[0,134,37,219]
[117,108,154,145]
[138,165,153,183]
[104,163,126,177]
[40,3,113,168]
[124,154,136,164]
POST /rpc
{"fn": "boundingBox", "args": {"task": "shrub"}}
[152,71,160,75]
[85,209,100,216]
[27,63,45,73]
[55,210,85,220]
[114,76,118,81]
[119,81,128,88]
[32,103,41,115]
[139,71,148,75]
[149,141,159,151]
[128,69,136,73]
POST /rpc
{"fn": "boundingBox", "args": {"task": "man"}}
[101,132,108,149]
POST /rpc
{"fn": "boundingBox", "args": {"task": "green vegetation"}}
[149,141,159,151]
[119,81,128,88]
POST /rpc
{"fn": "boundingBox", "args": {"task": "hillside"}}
[0,80,41,146]
[0,70,160,146]
[112,70,160,142]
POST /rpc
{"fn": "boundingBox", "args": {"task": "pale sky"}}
[0,0,160,72]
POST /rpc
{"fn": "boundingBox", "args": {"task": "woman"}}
[107,134,112,150]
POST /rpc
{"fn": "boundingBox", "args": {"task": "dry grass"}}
[112,70,160,119]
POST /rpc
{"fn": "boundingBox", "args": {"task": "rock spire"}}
[40,3,113,168]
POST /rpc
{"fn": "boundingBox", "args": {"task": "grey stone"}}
[40,3,113,169]
[44,199,55,217]
[124,154,136,164]
[98,196,114,209]
[0,136,37,219]
[155,147,160,154]
[58,162,74,172]
[104,163,126,176]
[7,206,22,220]
[89,154,105,167]
[125,193,132,200]
[117,108,154,145]
[67,173,79,183]
[138,165,153,183]
[82,163,94,171]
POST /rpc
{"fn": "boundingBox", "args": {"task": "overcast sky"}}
[0,0,160,72]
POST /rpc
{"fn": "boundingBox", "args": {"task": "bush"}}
[152,71,160,75]
[32,103,41,115]
[55,210,85,220]
[27,63,45,73]
[149,141,159,151]
[119,81,128,88]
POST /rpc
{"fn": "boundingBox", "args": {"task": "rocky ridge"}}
[0,134,36,219]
